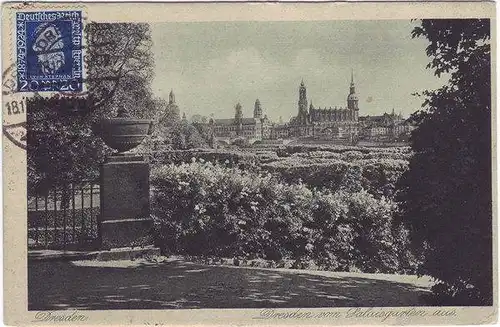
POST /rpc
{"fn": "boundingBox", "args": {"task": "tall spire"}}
[347,70,359,112]
[169,89,175,104]
[350,69,355,94]
[298,79,308,117]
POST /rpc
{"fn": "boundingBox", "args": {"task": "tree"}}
[84,23,154,116]
[28,23,156,195]
[397,19,491,305]
[136,99,210,152]
[190,114,207,124]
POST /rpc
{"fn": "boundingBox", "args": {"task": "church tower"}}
[254,99,262,119]
[347,70,359,120]
[234,102,243,136]
[298,80,308,124]
[164,89,180,120]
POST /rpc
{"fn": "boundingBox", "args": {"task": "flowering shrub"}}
[340,151,365,161]
[151,160,417,273]
[148,149,259,169]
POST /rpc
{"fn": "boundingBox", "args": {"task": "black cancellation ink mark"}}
[3,64,27,150]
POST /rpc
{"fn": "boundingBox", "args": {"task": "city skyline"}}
[151,20,448,122]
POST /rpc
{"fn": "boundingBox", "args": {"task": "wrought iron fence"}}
[28,180,100,250]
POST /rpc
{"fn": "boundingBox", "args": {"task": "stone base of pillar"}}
[100,217,154,249]
[99,154,155,250]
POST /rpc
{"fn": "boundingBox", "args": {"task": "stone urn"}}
[98,108,153,152]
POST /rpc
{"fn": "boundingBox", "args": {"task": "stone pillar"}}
[99,154,153,249]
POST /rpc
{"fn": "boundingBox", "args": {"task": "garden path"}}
[29,257,433,310]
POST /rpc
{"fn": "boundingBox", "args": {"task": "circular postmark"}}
[3,63,27,150]
[2,63,17,96]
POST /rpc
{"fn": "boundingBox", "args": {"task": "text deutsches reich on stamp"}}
[16,10,83,93]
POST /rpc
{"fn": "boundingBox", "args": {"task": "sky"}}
[151,20,446,122]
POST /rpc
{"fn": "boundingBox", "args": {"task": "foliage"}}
[84,23,154,114]
[174,119,209,149]
[135,99,210,153]
[398,19,492,305]
[151,161,417,273]
[27,97,110,195]
[262,157,408,197]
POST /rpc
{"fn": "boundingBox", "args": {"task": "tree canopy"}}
[398,19,492,305]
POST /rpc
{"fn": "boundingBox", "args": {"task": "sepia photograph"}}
[2,2,495,325]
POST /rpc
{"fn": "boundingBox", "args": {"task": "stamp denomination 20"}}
[16,11,83,92]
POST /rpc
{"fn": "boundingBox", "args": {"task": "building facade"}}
[359,109,415,142]
[210,100,270,141]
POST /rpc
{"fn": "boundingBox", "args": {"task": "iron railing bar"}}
[63,187,67,248]
[35,195,39,245]
[53,188,58,246]
[90,183,93,236]
[81,183,85,239]
[72,184,76,242]
[44,193,48,247]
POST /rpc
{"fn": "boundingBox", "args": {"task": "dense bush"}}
[261,157,408,198]
[262,159,350,191]
[151,161,418,273]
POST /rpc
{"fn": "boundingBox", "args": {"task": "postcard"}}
[2,1,497,325]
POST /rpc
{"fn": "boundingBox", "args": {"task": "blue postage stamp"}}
[16,11,83,92]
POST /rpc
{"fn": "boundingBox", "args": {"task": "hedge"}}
[261,157,409,197]
[150,161,419,273]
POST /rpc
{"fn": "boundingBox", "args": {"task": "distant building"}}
[270,123,289,139]
[166,89,180,118]
[210,100,270,141]
[359,109,415,141]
